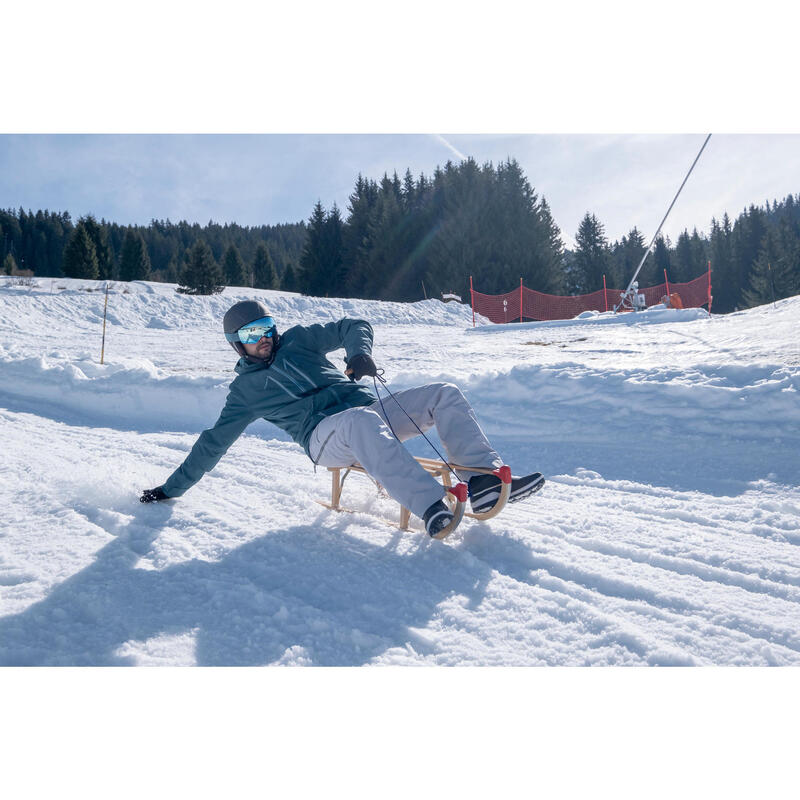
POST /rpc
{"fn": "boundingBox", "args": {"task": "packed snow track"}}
[1,277,799,665]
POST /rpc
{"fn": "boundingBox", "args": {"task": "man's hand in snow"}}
[140,487,169,503]
[345,354,378,381]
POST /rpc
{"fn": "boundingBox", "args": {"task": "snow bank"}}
[0,277,475,432]
[469,306,710,333]
[0,351,231,432]
[0,276,478,332]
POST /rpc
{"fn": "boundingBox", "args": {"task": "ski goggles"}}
[236,316,277,344]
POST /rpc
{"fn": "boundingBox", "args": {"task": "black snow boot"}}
[468,471,545,514]
[423,499,454,538]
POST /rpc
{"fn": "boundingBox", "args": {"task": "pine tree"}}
[119,228,151,281]
[281,262,300,293]
[164,255,181,284]
[33,227,47,274]
[730,205,768,310]
[653,236,671,285]
[626,227,655,286]
[252,243,278,289]
[322,204,345,295]
[571,213,611,294]
[342,177,380,298]
[535,199,566,295]
[689,227,708,280]
[708,214,735,312]
[402,168,416,212]
[81,215,113,279]
[3,253,16,275]
[299,202,347,297]
[743,217,800,307]
[62,223,100,279]
[300,201,329,296]
[223,244,249,287]
[422,158,563,300]
[673,230,694,283]
[361,189,406,299]
[610,228,648,290]
[177,239,225,295]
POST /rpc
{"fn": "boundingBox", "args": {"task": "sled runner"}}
[316,458,513,539]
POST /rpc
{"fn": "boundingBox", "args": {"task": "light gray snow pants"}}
[308,382,503,519]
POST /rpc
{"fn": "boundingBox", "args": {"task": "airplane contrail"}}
[432,134,468,161]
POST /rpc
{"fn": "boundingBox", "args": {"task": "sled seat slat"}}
[321,457,511,533]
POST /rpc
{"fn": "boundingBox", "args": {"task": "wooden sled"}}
[315,458,512,539]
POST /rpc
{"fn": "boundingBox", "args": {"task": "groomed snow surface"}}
[1,276,799,666]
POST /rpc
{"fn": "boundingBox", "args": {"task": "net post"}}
[470,275,475,327]
[603,274,608,312]
[519,278,523,323]
[707,260,712,312]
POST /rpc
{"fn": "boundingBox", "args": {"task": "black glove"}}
[140,486,169,503]
[346,353,378,381]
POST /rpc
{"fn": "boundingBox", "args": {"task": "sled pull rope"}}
[372,372,462,485]
[614,133,712,312]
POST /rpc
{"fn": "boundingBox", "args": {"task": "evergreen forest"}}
[0,212,305,289]
[2,157,799,314]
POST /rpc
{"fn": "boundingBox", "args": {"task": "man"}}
[140,300,544,537]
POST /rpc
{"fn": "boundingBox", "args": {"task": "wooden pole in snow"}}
[100,283,109,364]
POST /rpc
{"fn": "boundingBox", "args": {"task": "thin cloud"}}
[432,134,468,162]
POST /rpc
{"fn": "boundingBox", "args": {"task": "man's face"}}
[243,335,273,360]
[238,316,277,360]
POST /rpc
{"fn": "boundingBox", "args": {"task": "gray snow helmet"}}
[223,300,278,359]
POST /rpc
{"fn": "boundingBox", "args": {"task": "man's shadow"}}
[0,502,497,666]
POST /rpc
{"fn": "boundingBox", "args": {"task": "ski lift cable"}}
[614,133,712,312]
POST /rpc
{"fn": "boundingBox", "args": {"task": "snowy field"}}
[1,276,799,666]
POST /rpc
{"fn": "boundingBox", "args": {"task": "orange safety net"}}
[471,269,711,324]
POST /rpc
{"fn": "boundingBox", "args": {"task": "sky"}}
[2,134,800,249]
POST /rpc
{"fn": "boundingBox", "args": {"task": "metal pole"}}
[470,276,475,327]
[614,134,712,312]
[664,268,671,299]
[603,274,608,312]
[100,283,109,364]
[519,278,523,323]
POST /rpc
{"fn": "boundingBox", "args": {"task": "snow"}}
[1,275,799,666]
[472,305,710,330]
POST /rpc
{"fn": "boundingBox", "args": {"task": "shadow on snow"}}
[0,503,499,667]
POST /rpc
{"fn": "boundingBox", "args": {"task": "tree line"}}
[298,160,800,314]
[3,160,799,313]
[565,194,800,313]
[0,210,306,292]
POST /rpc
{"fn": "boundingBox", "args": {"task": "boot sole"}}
[471,474,545,514]
[508,475,545,504]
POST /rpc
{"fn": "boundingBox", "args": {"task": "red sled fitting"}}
[447,483,469,503]
[493,465,512,484]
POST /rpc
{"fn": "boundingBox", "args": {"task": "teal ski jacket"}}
[162,318,376,498]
